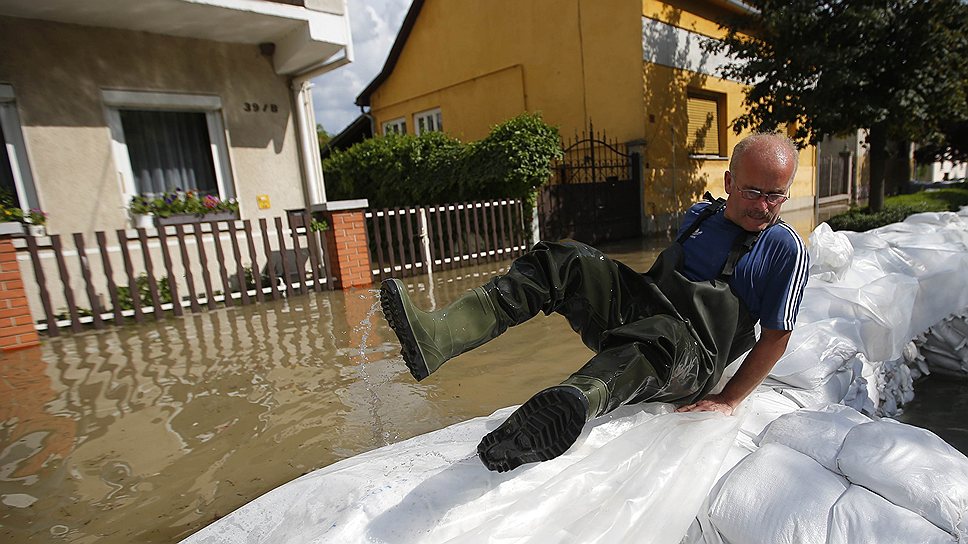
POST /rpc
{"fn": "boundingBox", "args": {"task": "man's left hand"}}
[676,394,735,416]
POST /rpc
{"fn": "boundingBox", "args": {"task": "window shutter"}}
[687,96,720,155]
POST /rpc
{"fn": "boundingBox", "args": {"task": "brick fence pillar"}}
[315,200,372,289]
[0,230,40,351]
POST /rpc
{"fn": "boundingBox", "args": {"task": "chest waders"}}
[380,198,760,472]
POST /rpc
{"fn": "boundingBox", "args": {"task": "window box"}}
[0,221,24,236]
[155,210,239,226]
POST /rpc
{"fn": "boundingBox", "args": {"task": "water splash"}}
[355,290,395,446]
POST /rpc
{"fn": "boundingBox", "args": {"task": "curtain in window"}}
[120,110,218,196]
[686,95,721,156]
[0,123,18,203]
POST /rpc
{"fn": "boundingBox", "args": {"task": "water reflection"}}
[0,238,667,543]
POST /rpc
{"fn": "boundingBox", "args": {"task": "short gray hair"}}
[730,133,800,186]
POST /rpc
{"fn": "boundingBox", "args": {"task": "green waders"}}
[382,199,760,472]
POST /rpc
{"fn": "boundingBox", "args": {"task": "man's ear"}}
[724,171,734,194]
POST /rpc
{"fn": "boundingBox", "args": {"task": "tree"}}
[316,124,331,152]
[709,0,968,210]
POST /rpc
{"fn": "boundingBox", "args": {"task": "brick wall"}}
[0,236,40,351]
[323,209,373,289]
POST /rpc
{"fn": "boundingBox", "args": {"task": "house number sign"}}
[243,102,278,113]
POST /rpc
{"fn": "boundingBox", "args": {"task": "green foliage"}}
[309,218,329,232]
[317,124,331,152]
[0,190,24,223]
[709,0,968,209]
[323,113,562,208]
[129,191,239,218]
[116,274,174,310]
[827,185,968,231]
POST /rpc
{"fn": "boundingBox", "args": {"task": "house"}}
[0,0,353,236]
[355,0,819,239]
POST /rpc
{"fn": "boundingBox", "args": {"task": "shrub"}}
[827,184,968,232]
[323,113,562,208]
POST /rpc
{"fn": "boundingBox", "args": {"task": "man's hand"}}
[676,393,735,415]
[676,328,793,418]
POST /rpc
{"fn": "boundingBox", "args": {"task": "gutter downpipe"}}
[290,39,354,208]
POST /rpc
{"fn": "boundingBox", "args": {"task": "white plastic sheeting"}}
[184,404,740,543]
[184,209,968,543]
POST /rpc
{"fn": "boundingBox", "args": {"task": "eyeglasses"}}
[738,188,789,205]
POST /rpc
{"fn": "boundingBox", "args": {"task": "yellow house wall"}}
[369,0,645,143]
[640,1,817,235]
[369,0,817,234]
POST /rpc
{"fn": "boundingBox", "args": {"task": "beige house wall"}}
[0,16,308,238]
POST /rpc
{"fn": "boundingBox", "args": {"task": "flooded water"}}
[0,239,669,543]
[2,234,961,543]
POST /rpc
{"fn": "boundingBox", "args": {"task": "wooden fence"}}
[365,198,531,281]
[18,212,332,335]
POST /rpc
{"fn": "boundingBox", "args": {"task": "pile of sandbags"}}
[767,214,968,418]
[917,313,968,379]
[691,405,968,544]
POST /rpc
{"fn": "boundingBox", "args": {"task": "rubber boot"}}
[477,375,608,473]
[380,278,504,381]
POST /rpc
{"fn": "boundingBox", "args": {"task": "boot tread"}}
[477,386,587,473]
[380,279,430,381]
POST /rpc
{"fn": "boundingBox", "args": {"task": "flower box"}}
[0,222,25,236]
[155,211,240,226]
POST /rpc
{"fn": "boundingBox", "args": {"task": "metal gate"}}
[539,123,642,245]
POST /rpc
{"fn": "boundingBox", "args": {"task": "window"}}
[686,92,725,157]
[0,85,40,211]
[382,118,406,135]
[104,90,235,204]
[414,108,442,135]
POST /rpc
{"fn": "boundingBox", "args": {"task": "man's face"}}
[723,160,793,232]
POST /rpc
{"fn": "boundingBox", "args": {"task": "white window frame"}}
[0,84,40,211]
[414,108,443,135]
[382,117,406,135]
[102,90,236,213]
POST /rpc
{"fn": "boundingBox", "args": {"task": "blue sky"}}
[311,0,413,135]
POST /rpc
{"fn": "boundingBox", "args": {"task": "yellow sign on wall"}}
[257,194,271,209]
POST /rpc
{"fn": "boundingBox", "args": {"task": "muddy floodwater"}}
[1,238,671,543]
[3,232,961,543]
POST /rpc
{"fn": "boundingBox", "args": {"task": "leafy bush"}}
[323,113,562,208]
[827,185,968,232]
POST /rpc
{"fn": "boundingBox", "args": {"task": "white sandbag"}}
[708,443,848,544]
[758,404,870,471]
[183,403,741,544]
[768,318,860,389]
[829,485,957,544]
[837,420,968,538]
[774,355,865,410]
[731,388,801,454]
[799,274,919,362]
[808,223,853,282]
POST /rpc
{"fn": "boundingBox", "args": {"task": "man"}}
[380,133,808,472]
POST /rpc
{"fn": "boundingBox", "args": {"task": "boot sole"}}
[379,279,431,381]
[477,386,587,473]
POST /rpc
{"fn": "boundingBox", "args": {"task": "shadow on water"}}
[0,239,666,543]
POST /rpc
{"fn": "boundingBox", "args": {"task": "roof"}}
[321,113,373,159]
[0,0,352,75]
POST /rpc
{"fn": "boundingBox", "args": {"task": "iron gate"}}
[539,123,642,245]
